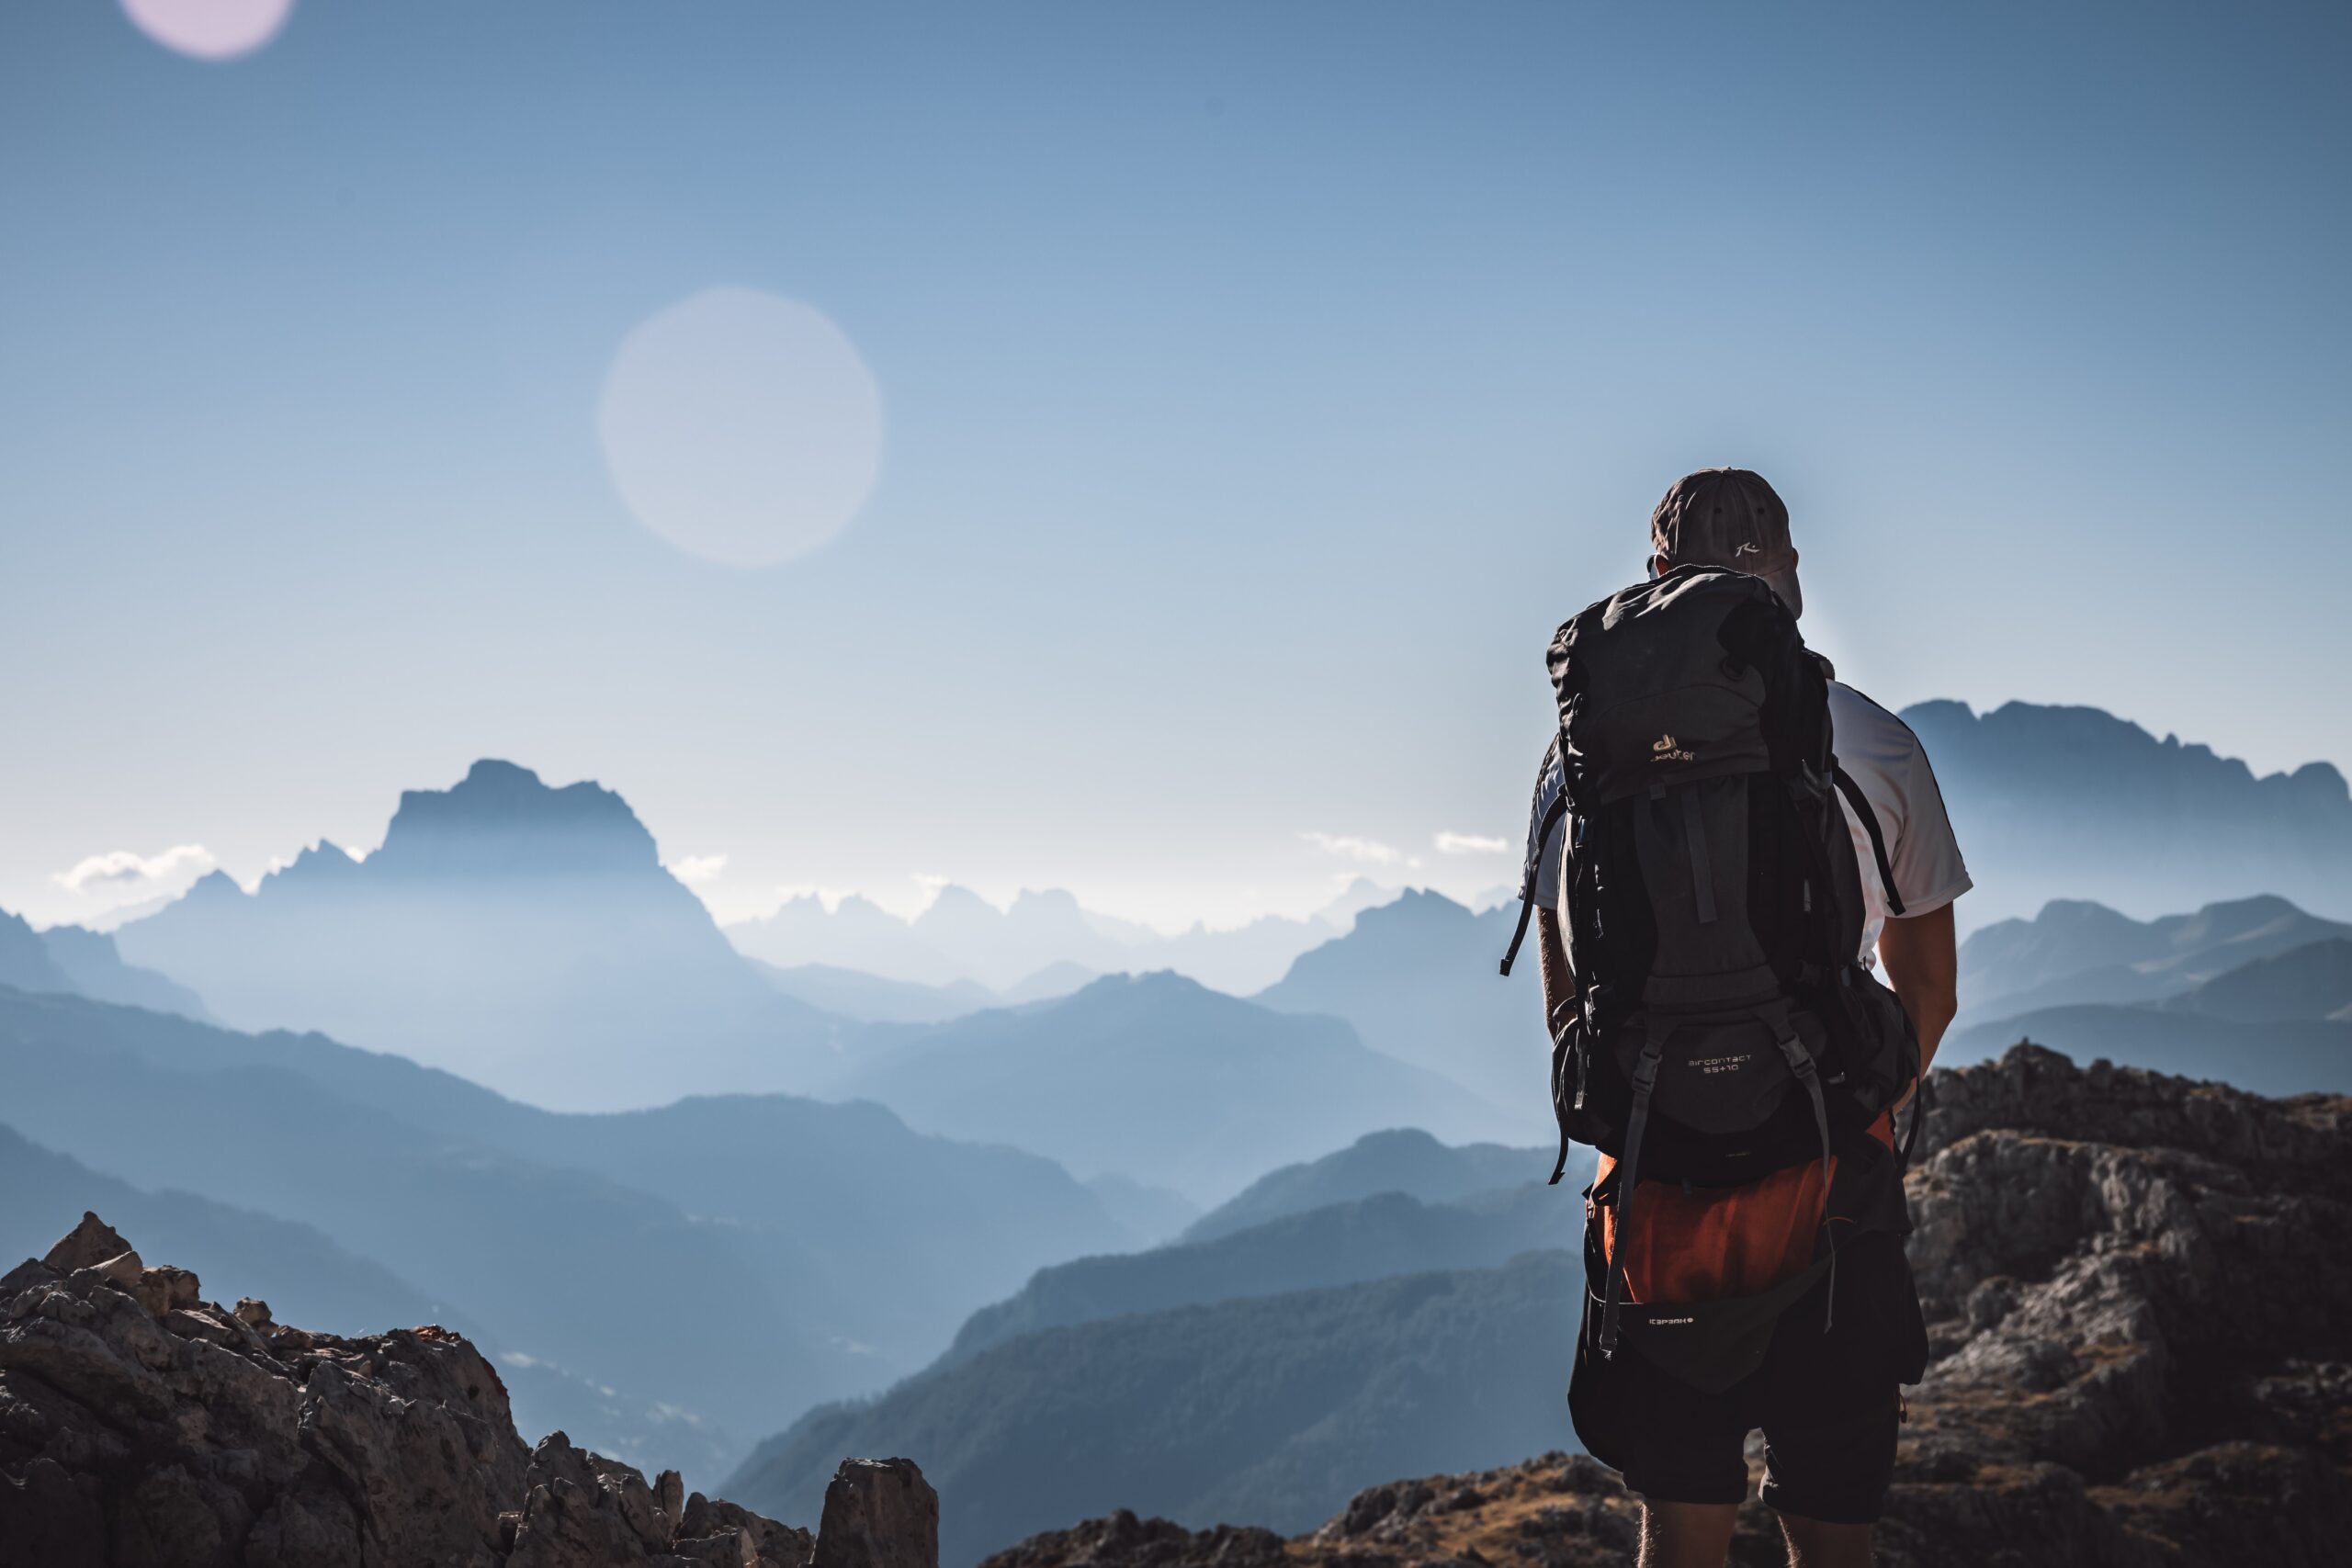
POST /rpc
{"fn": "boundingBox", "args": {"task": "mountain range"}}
[1954,893,2352,1024]
[1255,890,1541,1115]
[0,983,1144,1480]
[729,1121,1574,1561]
[1900,698,2352,925]
[112,760,848,1111]
[726,879,1398,996]
[1941,896,2352,1093]
[0,908,210,1021]
[825,972,1520,1204]
[728,1251,1578,1566]
[1178,1127,1546,1245]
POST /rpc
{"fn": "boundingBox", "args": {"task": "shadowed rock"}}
[814,1459,940,1568]
[0,1215,935,1568]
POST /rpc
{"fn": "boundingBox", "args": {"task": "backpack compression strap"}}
[1498,788,1570,976]
[1770,1021,1839,1334]
[1899,1072,1933,1166]
[1596,1032,1664,1356]
[1830,764,1905,918]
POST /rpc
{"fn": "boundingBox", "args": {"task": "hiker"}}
[1503,468,1968,1568]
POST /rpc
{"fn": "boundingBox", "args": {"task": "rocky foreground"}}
[0,1213,937,1567]
[981,1045,2352,1568]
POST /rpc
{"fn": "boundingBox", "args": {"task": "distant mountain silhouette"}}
[726,1252,1577,1565]
[1955,895,2352,1026]
[829,973,1519,1204]
[1081,1173,1201,1247]
[752,960,1001,1023]
[729,879,1398,997]
[0,986,832,1470]
[1182,1128,1548,1245]
[1900,700,2352,924]
[750,958,1099,1024]
[114,760,847,1110]
[0,908,214,1021]
[2165,937,2352,1022]
[1944,936,2352,1093]
[0,984,1138,1476]
[1255,891,1548,1123]
[0,1123,451,1336]
[943,1182,1561,1370]
[0,909,73,994]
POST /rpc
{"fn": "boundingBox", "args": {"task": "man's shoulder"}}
[1828,681,1929,761]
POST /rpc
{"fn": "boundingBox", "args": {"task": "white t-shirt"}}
[1524,680,1970,964]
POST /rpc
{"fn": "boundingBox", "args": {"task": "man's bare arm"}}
[1877,902,1958,1075]
[1535,907,1576,1041]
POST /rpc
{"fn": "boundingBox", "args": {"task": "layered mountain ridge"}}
[1903,698,2352,924]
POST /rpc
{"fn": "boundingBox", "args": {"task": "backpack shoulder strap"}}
[1830,762,1905,918]
[1499,738,1568,977]
[1499,787,1568,976]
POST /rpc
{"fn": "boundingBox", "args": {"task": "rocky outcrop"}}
[0,1215,937,1568]
[980,1044,2352,1568]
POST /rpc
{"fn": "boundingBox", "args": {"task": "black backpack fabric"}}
[1498,564,1921,1355]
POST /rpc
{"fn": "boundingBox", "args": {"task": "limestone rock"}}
[812,1458,939,1568]
[42,1213,130,1274]
[0,1214,895,1568]
[134,1266,201,1320]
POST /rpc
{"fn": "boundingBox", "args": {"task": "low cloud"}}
[1434,831,1511,856]
[51,844,217,896]
[668,853,729,886]
[1300,830,1408,867]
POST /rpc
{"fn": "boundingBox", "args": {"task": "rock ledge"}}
[0,1213,938,1568]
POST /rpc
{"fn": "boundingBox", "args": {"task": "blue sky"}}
[4,0,2346,931]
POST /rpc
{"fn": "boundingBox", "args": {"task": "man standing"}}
[1521,468,1967,1568]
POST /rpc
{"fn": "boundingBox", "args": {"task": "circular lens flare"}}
[121,0,295,61]
[597,288,885,570]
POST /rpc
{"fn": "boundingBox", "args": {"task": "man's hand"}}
[1878,902,1958,1089]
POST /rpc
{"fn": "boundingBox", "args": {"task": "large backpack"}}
[1498,564,1920,1355]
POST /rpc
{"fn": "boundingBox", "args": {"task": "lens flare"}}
[120,0,295,61]
[597,288,885,570]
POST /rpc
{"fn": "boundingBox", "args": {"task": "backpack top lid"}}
[1546,565,1814,807]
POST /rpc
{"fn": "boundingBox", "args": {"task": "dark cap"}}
[1649,468,1802,616]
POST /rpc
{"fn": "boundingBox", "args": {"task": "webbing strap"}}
[1773,1030,1839,1332]
[1899,1072,1932,1166]
[1598,1035,1664,1356]
[1679,787,1718,926]
[1830,763,1905,918]
[1546,1031,1575,1186]
[1498,791,1571,976]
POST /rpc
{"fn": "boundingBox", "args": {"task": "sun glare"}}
[121,0,295,61]
[596,287,885,570]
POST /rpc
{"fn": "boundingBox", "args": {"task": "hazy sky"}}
[4,0,2346,931]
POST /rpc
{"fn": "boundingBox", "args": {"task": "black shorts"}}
[1567,1231,1926,1525]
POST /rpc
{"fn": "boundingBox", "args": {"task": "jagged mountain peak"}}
[373,759,659,877]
